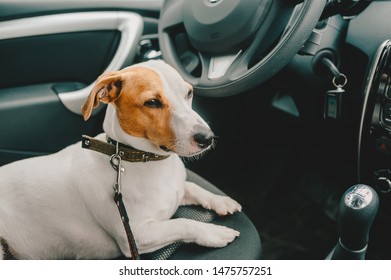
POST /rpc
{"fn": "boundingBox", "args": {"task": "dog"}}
[0,59,241,259]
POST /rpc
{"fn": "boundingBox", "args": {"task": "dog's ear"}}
[81,71,123,121]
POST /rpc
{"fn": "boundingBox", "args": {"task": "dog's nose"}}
[193,129,215,148]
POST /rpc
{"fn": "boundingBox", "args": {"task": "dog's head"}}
[81,60,215,157]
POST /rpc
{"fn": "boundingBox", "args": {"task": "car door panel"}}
[0,31,120,89]
[0,0,163,21]
[0,10,146,165]
[0,83,101,165]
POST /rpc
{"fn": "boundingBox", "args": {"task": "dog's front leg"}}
[137,218,240,253]
[181,181,242,216]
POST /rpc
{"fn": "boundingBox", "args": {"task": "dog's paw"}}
[195,223,240,248]
[203,195,242,216]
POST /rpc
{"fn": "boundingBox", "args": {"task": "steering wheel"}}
[158,0,326,97]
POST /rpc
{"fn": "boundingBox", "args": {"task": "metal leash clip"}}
[110,142,125,194]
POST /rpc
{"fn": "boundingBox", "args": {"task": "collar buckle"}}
[142,153,149,162]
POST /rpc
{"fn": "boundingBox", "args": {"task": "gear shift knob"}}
[331,184,379,260]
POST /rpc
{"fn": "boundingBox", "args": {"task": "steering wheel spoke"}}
[207,51,242,81]
[197,49,260,88]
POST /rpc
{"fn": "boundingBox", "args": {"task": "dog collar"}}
[81,135,170,162]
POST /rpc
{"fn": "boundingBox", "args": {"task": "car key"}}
[324,73,347,120]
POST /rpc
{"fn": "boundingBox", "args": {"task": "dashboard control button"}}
[382,102,391,125]
[375,138,391,155]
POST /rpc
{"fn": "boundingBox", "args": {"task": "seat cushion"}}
[142,169,262,260]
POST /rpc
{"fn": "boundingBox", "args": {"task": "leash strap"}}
[113,193,140,260]
[109,140,140,260]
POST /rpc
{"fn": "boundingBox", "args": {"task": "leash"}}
[81,135,170,260]
[111,151,140,260]
[113,192,139,260]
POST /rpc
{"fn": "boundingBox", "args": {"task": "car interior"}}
[1,0,391,260]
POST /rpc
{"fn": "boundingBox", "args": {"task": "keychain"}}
[324,73,348,120]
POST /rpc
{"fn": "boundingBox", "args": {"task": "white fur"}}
[0,60,241,260]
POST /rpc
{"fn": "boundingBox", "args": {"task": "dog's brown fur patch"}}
[113,67,176,149]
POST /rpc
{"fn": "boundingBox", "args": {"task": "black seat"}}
[142,169,262,260]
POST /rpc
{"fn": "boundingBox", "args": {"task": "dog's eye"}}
[187,89,193,99]
[144,99,163,108]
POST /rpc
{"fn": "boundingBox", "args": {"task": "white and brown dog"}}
[0,59,241,260]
